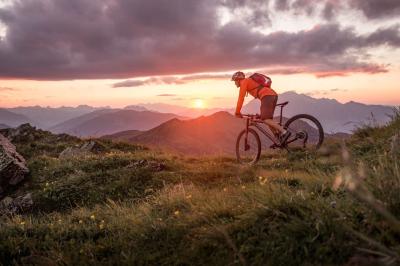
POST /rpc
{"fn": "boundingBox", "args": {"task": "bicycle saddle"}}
[276,101,289,107]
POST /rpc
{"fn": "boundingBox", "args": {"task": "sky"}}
[0,0,399,109]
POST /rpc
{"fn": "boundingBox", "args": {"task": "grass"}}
[1,110,400,265]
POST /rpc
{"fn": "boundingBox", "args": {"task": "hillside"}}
[0,109,36,127]
[136,102,226,118]
[101,129,143,141]
[50,110,183,137]
[0,109,399,265]
[49,109,118,135]
[107,111,245,155]
[106,111,323,155]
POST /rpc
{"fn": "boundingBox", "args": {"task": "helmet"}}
[231,71,245,81]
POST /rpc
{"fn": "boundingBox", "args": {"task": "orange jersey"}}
[235,78,277,114]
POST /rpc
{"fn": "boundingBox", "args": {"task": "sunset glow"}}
[193,99,206,109]
[0,0,399,108]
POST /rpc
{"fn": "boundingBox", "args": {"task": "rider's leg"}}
[260,95,282,132]
[263,119,284,133]
[260,95,291,144]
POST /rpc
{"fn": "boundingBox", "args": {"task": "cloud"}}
[274,0,400,21]
[113,76,186,88]
[0,0,399,81]
[112,80,145,88]
[330,88,348,92]
[349,0,400,20]
[112,73,231,87]
[157,94,176,97]
[0,86,16,91]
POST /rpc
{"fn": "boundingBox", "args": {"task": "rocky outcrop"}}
[127,159,166,172]
[0,133,29,196]
[59,140,106,159]
[0,193,33,215]
[0,123,36,142]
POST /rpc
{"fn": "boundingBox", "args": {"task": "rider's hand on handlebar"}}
[235,112,243,118]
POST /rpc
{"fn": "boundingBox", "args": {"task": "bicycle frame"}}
[242,103,302,150]
[244,116,280,147]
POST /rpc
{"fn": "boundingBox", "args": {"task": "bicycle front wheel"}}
[284,114,324,150]
[236,128,261,165]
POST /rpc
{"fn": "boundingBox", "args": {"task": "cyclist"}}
[232,71,291,144]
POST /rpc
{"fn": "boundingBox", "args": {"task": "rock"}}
[0,193,33,215]
[149,161,166,172]
[390,133,399,155]
[126,159,166,172]
[80,140,106,154]
[0,196,13,208]
[59,146,84,159]
[1,123,37,142]
[59,140,106,159]
[0,133,29,195]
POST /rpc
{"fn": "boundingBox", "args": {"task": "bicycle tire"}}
[236,128,261,165]
[284,114,324,150]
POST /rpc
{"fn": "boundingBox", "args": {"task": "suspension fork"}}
[244,118,250,151]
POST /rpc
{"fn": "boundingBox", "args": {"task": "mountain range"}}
[0,92,395,137]
[104,112,248,155]
[50,109,185,137]
[0,109,35,127]
[7,105,109,128]
[103,111,324,155]
[241,91,394,133]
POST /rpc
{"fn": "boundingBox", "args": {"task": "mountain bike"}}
[235,101,324,165]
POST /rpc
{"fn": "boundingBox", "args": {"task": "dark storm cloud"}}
[349,0,400,20]
[0,0,399,81]
[274,0,400,21]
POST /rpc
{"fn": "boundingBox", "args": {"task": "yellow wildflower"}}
[174,210,180,216]
[90,214,96,220]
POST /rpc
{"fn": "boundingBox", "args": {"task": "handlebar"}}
[241,114,261,119]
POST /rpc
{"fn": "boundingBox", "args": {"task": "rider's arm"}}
[235,80,247,114]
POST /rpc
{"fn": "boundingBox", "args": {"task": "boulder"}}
[80,140,106,154]
[59,140,106,159]
[0,193,33,215]
[0,133,29,195]
[0,123,36,142]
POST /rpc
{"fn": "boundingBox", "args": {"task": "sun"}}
[193,99,205,109]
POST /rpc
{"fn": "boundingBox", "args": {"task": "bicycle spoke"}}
[236,128,261,165]
[284,114,324,151]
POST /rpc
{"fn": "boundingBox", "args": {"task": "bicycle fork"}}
[244,118,250,151]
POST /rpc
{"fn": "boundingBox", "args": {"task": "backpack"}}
[250,73,272,87]
[248,73,272,99]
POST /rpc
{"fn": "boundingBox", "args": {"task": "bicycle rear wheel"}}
[283,114,324,150]
[236,128,261,165]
